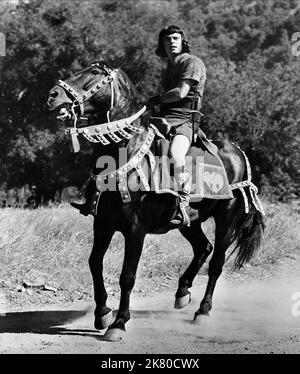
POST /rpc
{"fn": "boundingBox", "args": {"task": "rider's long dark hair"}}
[155,25,191,58]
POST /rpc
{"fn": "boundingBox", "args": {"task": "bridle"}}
[56,62,117,122]
[55,62,146,152]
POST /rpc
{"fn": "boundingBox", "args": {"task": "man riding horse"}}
[147,25,211,227]
[73,25,212,228]
[47,30,265,341]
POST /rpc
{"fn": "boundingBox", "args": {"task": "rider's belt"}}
[161,101,192,110]
[161,93,201,110]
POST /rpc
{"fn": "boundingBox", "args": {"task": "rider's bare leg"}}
[169,134,191,227]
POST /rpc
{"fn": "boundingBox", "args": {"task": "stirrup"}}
[170,203,191,228]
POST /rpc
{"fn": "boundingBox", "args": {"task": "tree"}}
[0,0,299,200]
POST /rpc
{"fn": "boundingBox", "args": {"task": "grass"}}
[249,202,300,266]
[0,201,299,305]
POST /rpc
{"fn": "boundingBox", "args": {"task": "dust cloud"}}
[126,273,300,344]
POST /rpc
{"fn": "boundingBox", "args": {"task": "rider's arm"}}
[160,79,194,104]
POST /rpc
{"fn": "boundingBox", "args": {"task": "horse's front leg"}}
[104,225,146,341]
[90,216,116,330]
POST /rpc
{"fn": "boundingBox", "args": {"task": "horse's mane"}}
[115,69,149,158]
[115,68,142,112]
[95,59,142,110]
[101,61,148,157]
[91,60,148,162]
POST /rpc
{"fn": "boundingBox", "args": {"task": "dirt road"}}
[1,268,299,354]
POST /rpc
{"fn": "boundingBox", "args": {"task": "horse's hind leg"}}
[175,221,213,309]
[89,217,115,330]
[194,200,240,321]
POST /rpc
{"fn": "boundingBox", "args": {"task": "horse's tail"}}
[227,143,266,269]
[231,192,266,268]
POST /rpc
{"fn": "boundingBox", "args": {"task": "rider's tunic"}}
[160,53,206,144]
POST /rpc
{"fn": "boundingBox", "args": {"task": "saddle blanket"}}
[146,139,233,202]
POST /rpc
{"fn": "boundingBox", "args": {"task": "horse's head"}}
[47,62,119,121]
[47,60,146,153]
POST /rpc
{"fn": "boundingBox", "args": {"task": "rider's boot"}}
[170,189,191,227]
[170,170,191,227]
[70,177,95,216]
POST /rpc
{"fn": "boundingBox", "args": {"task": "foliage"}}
[0,0,299,200]
[202,54,300,198]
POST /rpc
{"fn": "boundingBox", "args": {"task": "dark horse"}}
[47,61,265,341]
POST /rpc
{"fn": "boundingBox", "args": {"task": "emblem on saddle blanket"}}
[204,171,225,193]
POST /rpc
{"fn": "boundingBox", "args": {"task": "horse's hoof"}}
[94,311,113,330]
[174,293,191,309]
[193,312,210,324]
[104,328,126,342]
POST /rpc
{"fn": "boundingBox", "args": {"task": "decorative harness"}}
[90,127,157,211]
[229,144,265,215]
